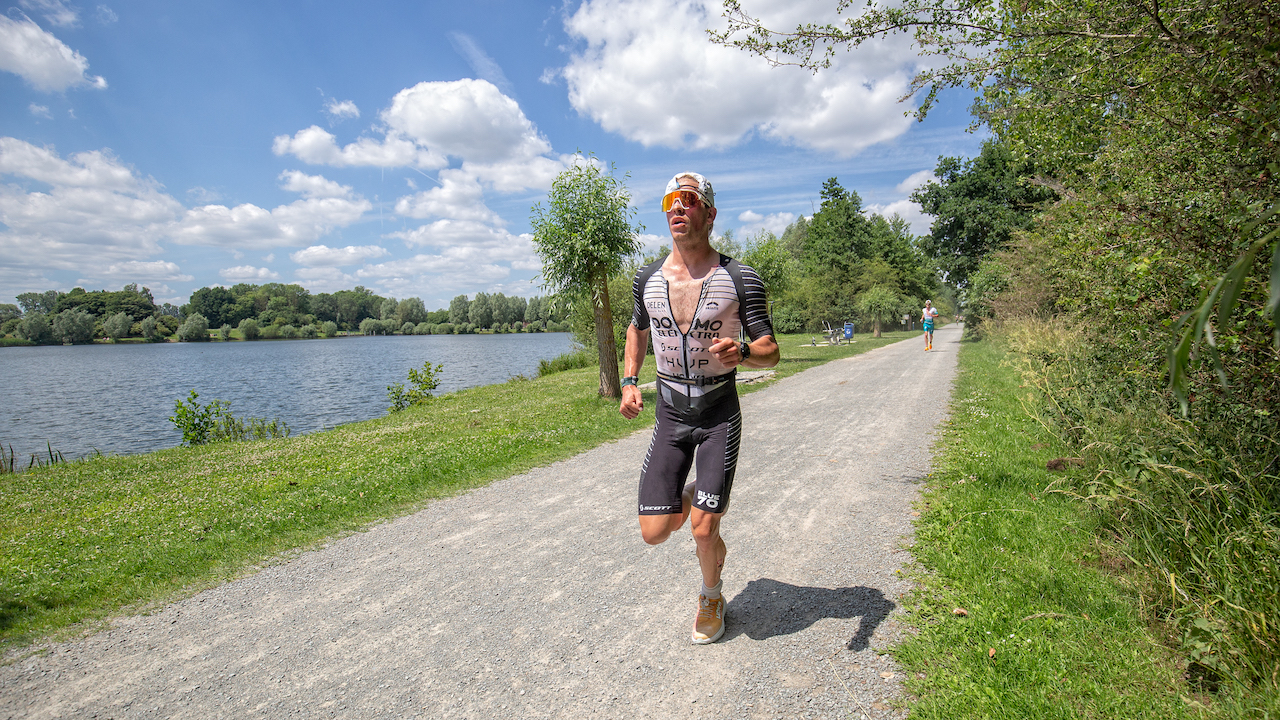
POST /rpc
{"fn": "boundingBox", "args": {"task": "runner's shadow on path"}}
[724,578,894,650]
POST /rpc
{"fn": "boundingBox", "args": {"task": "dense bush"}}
[176,313,209,342]
[238,317,260,340]
[18,313,53,344]
[278,324,299,339]
[104,312,133,341]
[53,309,96,344]
[138,316,161,342]
[320,320,338,336]
[299,324,318,339]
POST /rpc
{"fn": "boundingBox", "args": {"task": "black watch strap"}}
[739,341,751,361]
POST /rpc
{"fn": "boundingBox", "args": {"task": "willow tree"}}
[530,158,642,398]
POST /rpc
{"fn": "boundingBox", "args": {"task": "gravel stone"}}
[0,326,959,719]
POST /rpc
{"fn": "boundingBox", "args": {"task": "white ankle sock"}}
[701,580,722,600]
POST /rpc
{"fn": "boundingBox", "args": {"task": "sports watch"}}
[621,376,638,387]
[738,341,751,361]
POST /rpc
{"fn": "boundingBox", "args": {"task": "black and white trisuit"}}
[630,253,774,516]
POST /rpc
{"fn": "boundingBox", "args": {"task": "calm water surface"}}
[0,333,574,462]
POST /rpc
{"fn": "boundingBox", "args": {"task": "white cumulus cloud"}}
[560,0,916,155]
[272,125,443,169]
[279,169,354,199]
[171,171,371,248]
[290,244,389,268]
[866,198,931,236]
[28,103,51,118]
[0,14,107,92]
[0,137,183,273]
[737,210,796,237]
[393,169,501,224]
[896,170,936,194]
[219,265,280,282]
[95,260,192,282]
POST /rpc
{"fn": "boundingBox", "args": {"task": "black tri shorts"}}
[637,379,742,516]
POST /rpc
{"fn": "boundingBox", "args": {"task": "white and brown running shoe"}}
[691,594,725,644]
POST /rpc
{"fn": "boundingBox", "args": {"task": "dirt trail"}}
[1,325,961,719]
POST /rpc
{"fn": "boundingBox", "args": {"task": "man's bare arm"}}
[619,323,648,419]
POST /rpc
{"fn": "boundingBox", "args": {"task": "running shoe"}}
[692,594,725,644]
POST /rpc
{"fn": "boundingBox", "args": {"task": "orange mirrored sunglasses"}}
[661,189,708,212]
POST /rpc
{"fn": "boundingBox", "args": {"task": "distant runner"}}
[922,300,939,351]
[619,172,779,644]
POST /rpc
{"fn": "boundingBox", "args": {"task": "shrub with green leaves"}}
[238,317,260,340]
[320,320,338,336]
[176,313,209,342]
[52,309,96,344]
[104,312,133,341]
[168,390,291,445]
[386,361,443,412]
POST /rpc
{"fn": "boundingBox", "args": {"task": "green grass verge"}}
[895,338,1218,719]
[0,329,915,652]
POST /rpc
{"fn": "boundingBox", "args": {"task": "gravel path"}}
[2,325,960,720]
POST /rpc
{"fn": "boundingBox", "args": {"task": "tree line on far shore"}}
[0,282,570,346]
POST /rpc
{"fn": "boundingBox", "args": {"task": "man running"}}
[922,300,939,351]
[619,172,779,644]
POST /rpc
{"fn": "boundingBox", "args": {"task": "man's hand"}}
[619,384,644,419]
[710,336,743,368]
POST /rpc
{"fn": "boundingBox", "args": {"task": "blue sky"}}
[0,0,986,311]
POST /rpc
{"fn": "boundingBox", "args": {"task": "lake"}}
[0,333,575,463]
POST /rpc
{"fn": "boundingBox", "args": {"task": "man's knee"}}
[639,514,682,545]
[689,512,722,544]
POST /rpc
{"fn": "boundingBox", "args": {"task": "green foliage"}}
[52,308,95,344]
[912,139,1058,288]
[217,323,232,341]
[468,292,494,328]
[387,361,443,412]
[137,316,161,342]
[18,313,53,344]
[157,315,179,336]
[168,390,291,446]
[168,390,225,446]
[104,312,133,341]
[537,349,595,377]
[15,290,62,315]
[176,312,209,342]
[0,304,20,324]
[854,286,901,337]
[895,338,1206,719]
[320,320,338,336]
[530,155,643,398]
[50,284,156,320]
[238,317,260,340]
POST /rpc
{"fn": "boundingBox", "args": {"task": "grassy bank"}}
[0,330,914,652]
[896,337,1274,718]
